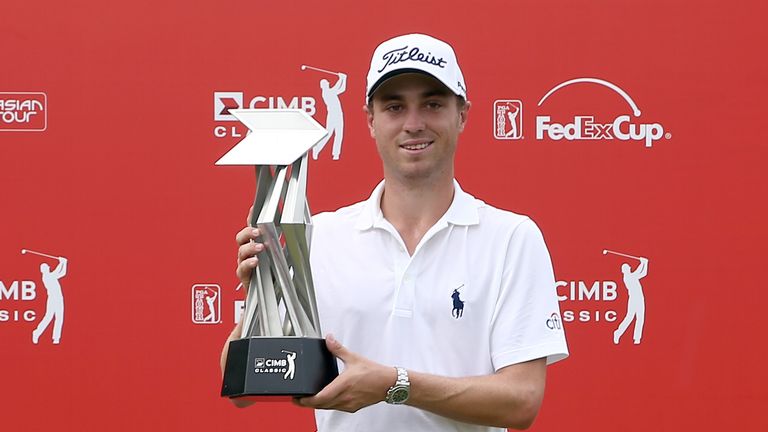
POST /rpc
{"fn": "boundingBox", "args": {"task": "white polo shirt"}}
[310,180,568,432]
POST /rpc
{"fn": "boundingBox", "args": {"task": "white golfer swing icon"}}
[603,249,649,345]
[282,350,297,380]
[21,248,67,345]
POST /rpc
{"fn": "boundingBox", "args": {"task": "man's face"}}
[365,73,469,183]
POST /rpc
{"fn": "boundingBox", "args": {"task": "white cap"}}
[366,34,467,103]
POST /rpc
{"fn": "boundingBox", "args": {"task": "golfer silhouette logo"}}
[282,350,297,380]
[505,105,521,138]
[493,100,523,140]
[21,249,67,345]
[204,288,218,323]
[451,285,465,319]
[301,64,346,160]
[603,249,648,345]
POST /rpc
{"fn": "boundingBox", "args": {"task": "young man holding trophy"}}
[222,33,568,431]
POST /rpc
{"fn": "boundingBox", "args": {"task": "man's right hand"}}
[235,205,265,289]
[236,226,264,289]
[222,207,264,408]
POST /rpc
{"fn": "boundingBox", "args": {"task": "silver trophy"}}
[217,109,338,398]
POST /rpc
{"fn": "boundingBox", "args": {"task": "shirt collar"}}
[354,179,480,230]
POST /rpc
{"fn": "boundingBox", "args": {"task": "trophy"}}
[217,109,338,397]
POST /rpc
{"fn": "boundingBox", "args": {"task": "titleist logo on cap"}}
[377,46,448,73]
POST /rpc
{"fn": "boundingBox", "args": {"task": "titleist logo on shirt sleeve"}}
[377,46,448,73]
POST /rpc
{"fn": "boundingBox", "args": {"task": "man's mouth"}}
[400,140,432,151]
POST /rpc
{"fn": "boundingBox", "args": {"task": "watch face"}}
[391,387,409,403]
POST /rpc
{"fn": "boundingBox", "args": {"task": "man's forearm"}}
[405,359,546,429]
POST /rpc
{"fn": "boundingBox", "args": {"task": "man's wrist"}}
[385,366,410,404]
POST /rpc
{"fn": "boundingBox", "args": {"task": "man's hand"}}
[297,335,395,413]
[235,206,264,289]
[222,206,263,409]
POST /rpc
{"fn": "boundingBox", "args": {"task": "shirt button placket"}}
[393,240,414,318]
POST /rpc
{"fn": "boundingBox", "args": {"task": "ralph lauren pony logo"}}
[451,284,465,319]
[378,46,448,73]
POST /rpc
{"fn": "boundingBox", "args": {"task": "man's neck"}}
[380,174,455,255]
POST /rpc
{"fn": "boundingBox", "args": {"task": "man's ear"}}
[363,104,376,138]
[458,100,471,132]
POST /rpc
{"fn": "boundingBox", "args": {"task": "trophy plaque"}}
[217,109,338,398]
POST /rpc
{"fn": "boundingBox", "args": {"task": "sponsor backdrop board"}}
[2,1,766,431]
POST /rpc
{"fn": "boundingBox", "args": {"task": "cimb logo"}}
[536,78,668,148]
[0,92,47,131]
[255,350,297,380]
[0,280,38,323]
[213,91,317,136]
[557,280,619,324]
[557,248,651,346]
[213,63,347,161]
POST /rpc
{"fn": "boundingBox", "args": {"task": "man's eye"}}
[386,105,403,112]
[426,102,442,110]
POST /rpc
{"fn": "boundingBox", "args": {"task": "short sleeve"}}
[489,218,569,370]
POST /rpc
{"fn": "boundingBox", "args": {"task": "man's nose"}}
[403,108,426,133]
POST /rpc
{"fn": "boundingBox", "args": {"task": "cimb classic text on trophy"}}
[217,109,338,398]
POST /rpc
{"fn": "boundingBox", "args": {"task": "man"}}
[223,33,568,431]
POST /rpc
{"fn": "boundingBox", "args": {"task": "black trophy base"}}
[221,337,339,398]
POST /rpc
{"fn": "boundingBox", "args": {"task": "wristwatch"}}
[385,367,410,404]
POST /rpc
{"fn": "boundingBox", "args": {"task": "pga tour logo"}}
[0,92,47,131]
[191,284,220,324]
[495,78,669,147]
[493,100,523,139]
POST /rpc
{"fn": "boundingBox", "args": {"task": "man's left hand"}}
[296,335,395,413]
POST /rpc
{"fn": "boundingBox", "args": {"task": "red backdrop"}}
[2,1,767,430]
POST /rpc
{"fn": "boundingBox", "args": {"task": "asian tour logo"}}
[213,63,347,160]
[495,78,669,147]
[255,350,297,380]
[0,92,47,131]
[192,284,221,324]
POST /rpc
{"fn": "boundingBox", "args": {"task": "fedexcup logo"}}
[0,92,47,131]
[495,78,669,147]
